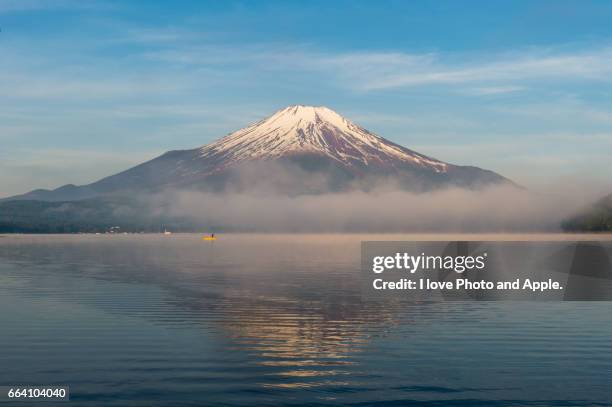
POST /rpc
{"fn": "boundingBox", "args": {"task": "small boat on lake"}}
[202,233,217,241]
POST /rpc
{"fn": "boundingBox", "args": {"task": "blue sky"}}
[1,0,612,196]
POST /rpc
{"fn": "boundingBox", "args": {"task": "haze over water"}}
[0,234,611,406]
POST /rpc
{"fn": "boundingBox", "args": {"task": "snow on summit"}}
[9,105,512,202]
[199,105,448,172]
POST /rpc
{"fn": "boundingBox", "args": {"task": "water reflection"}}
[1,234,611,405]
[0,235,408,392]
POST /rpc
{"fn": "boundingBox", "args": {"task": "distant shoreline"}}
[2,232,612,242]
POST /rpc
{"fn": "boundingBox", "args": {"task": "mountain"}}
[562,193,612,232]
[6,105,513,202]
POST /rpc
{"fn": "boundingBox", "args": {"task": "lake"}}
[0,234,611,406]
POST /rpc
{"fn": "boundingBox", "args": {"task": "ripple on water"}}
[0,234,611,406]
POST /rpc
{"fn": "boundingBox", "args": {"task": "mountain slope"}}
[198,105,449,172]
[6,105,513,201]
[562,193,612,231]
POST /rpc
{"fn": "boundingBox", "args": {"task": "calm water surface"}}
[0,234,611,406]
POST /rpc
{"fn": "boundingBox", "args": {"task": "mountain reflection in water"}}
[0,234,611,406]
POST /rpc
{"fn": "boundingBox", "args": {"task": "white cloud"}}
[0,74,187,100]
[489,98,612,125]
[139,43,612,92]
[346,49,612,90]
[463,86,525,95]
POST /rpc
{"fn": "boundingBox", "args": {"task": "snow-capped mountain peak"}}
[264,105,350,129]
[7,104,513,202]
[199,105,448,172]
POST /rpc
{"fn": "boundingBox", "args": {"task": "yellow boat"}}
[202,235,217,241]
